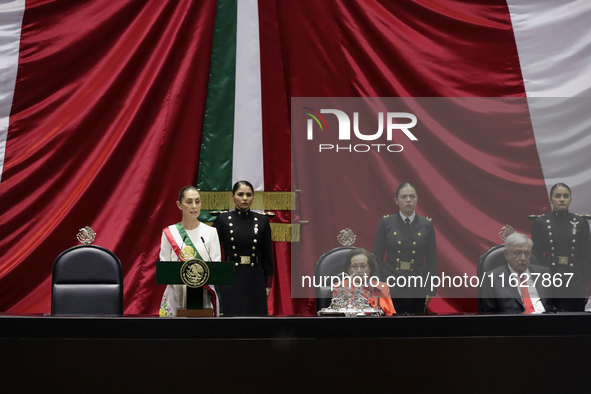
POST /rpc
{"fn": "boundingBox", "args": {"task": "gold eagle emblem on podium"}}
[180,259,210,288]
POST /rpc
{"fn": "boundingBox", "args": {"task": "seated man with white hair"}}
[481,233,557,314]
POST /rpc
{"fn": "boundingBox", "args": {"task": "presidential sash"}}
[163,223,204,261]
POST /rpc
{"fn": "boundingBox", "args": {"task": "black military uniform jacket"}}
[373,213,437,296]
[213,208,273,316]
[531,210,591,297]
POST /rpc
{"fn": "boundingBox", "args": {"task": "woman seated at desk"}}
[333,248,396,315]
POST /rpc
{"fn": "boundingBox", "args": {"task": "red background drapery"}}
[0,0,554,315]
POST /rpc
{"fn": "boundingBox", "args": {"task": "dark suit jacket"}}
[481,264,557,314]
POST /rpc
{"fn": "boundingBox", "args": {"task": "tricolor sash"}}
[163,223,204,261]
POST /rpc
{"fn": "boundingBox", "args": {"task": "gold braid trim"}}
[263,192,295,210]
[251,197,265,211]
[200,192,232,210]
[270,223,300,242]
[199,191,295,210]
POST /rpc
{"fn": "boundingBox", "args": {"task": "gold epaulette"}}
[528,214,545,220]
[383,214,390,218]
[209,210,228,216]
[575,213,591,220]
[256,211,276,217]
[426,217,432,221]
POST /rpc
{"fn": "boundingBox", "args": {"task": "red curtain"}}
[0,0,218,313]
[259,0,547,315]
[0,0,551,315]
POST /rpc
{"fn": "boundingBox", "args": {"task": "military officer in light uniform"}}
[531,183,591,311]
[374,182,437,314]
[213,181,274,316]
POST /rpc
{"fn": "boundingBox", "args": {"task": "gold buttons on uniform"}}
[550,239,553,243]
[411,259,414,263]
[230,230,234,234]
[252,246,256,250]
[412,251,416,254]
[546,220,550,223]
[254,239,257,243]
[393,232,397,236]
[228,216,232,220]
[252,253,255,257]
[573,240,576,243]
[232,246,236,249]
[234,253,237,257]
[251,263,254,267]
[254,217,258,221]
[235,263,239,266]
[547,226,551,229]
[413,242,416,245]
[418,233,421,236]
[397,258,400,262]
[231,237,234,241]
[551,247,554,251]
[398,241,401,245]
[398,251,401,254]
[229,223,233,227]
[549,232,552,236]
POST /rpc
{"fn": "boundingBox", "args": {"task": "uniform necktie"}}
[405,218,410,226]
[520,274,535,314]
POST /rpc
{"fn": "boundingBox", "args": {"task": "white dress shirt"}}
[399,211,416,225]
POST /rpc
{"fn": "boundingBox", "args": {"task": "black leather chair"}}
[476,244,542,313]
[314,247,383,311]
[51,245,123,316]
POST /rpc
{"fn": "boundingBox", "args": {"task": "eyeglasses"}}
[350,264,368,270]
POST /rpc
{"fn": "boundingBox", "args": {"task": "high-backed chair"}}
[51,245,123,316]
[476,244,542,313]
[314,247,383,312]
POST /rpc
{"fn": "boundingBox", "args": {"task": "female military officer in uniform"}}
[531,183,591,311]
[213,181,274,316]
[373,182,437,314]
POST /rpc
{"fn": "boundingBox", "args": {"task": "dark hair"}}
[550,183,571,196]
[343,248,378,274]
[232,180,254,195]
[395,182,417,198]
[178,185,199,203]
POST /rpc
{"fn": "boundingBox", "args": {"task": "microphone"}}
[180,234,188,251]
[200,236,212,261]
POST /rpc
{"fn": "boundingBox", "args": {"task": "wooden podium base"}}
[176,309,215,317]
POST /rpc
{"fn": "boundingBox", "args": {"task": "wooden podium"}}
[156,260,234,317]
